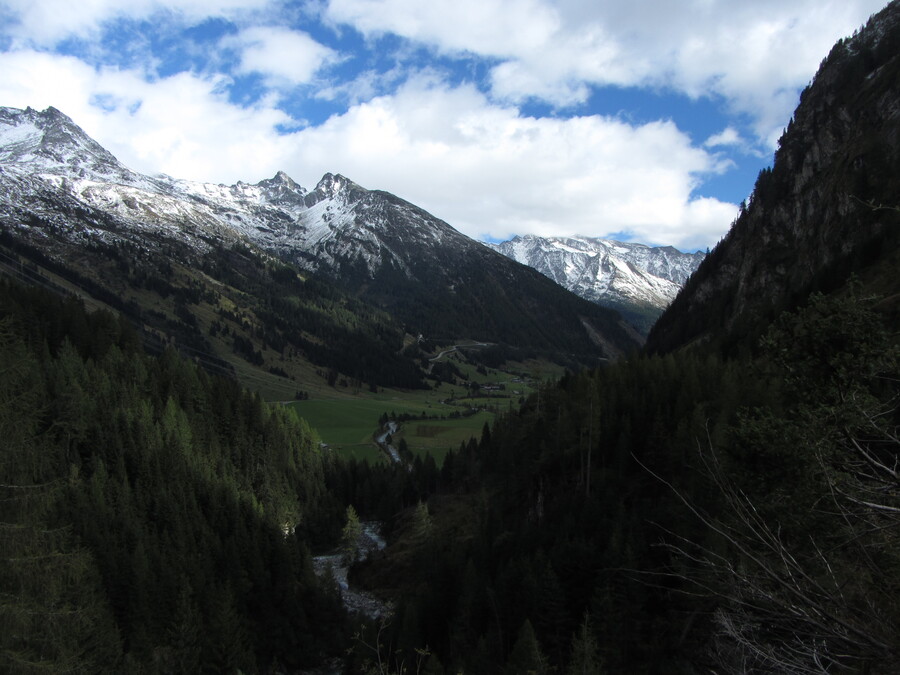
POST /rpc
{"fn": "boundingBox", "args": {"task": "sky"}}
[0,0,888,250]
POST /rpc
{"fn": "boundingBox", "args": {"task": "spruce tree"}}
[341,505,363,565]
[566,614,602,675]
[506,620,545,675]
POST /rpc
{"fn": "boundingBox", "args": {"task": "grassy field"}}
[281,348,560,465]
[288,398,433,445]
[397,410,495,462]
[288,397,495,466]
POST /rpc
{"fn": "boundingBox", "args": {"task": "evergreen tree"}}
[341,505,363,566]
[203,587,254,673]
[506,620,546,675]
[566,614,602,675]
[410,501,434,547]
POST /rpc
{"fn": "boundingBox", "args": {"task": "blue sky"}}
[0,0,888,250]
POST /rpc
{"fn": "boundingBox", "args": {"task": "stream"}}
[312,521,392,619]
[375,421,402,463]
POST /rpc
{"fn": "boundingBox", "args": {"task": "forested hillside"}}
[346,285,899,674]
[5,263,896,673]
[332,4,900,673]
[0,228,427,395]
[0,278,350,672]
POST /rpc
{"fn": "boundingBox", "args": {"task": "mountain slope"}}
[0,105,641,366]
[646,1,900,354]
[0,107,430,395]
[489,234,704,333]
[277,177,642,357]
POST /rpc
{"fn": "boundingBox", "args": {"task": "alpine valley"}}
[2,1,900,674]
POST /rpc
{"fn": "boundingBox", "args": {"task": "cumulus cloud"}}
[705,127,743,148]
[0,50,296,182]
[2,0,272,46]
[324,0,884,143]
[325,0,560,57]
[0,51,736,249]
[227,26,338,87]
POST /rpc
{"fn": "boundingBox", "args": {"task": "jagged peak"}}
[315,172,362,196]
[38,105,68,121]
[0,103,123,171]
[257,169,301,191]
[9,105,83,133]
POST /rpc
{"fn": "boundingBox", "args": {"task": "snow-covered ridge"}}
[0,104,698,323]
[0,107,429,273]
[489,234,704,312]
[0,105,483,280]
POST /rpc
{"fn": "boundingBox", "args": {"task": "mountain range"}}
[3,1,900,673]
[488,235,704,333]
[0,105,643,395]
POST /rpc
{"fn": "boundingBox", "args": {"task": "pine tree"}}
[203,587,253,674]
[566,614,602,675]
[411,501,433,546]
[506,620,545,675]
[341,505,363,565]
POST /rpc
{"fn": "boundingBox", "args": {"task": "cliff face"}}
[646,1,900,354]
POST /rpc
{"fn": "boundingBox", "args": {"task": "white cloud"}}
[227,26,338,87]
[2,0,274,46]
[0,51,736,249]
[705,127,743,148]
[324,0,886,144]
[325,0,560,57]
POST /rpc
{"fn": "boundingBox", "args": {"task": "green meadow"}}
[287,398,495,465]
[398,411,493,449]
[285,351,556,464]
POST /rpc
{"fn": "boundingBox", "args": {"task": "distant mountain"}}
[0,106,641,391]
[646,1,900,355]
[266,175,642,357]
[488,235,704,333]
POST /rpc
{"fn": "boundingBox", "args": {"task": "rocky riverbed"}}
[312,522,392,619]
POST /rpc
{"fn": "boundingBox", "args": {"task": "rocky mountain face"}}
[0,105,641,363]
[646,0,900,355]
[489,235,704,333]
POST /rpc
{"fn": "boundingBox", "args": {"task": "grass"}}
[288,398,427,445]
[282,348,562,465]
[398,410,495,454]
[288,398,496,466]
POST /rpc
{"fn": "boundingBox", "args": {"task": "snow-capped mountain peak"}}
[314,172,353,195]
[0,104,644,357]
[489,234,704,330]
[0,105,468,277]
[0,106,130,181]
